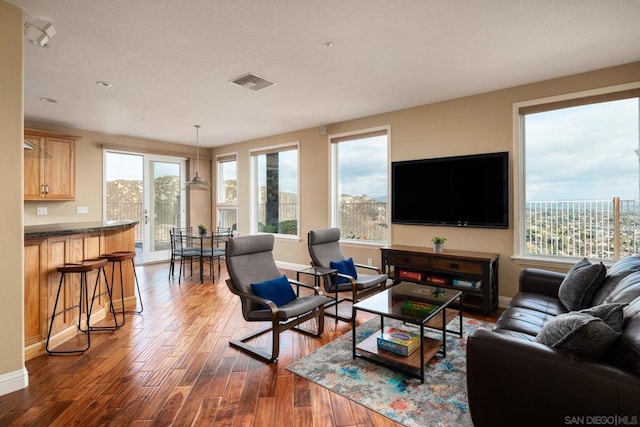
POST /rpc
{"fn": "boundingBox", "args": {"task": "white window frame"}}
[215,153,239,234]
[329,126,391,246]
[512,82,640,268]
[216,152,238,232]
[249,142,300,239]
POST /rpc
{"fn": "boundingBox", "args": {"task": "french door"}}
[104,151,186,263]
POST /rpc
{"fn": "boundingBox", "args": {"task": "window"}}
[250,143,299,236]
[216,154,237,232]
[330,127,389,243]
[517,87,640,261]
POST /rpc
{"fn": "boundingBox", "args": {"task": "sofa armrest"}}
[519,268,565,297]
[467,329,640,427]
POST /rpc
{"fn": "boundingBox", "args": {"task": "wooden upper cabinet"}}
[24,129,78,201]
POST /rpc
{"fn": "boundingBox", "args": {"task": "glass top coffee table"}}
[351,282,463,383]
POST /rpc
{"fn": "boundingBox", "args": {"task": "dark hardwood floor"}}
[1,261,498,426]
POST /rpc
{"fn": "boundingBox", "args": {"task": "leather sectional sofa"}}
[467,256,640,427]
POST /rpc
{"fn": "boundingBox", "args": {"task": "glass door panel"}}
[105,152,144,260]
[144,156,186,263]
[104,151,185,264]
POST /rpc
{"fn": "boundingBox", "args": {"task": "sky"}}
[337,135,388,198]
[253,135,389,199]
[105,152,181,181]
[256,149,298,194]
[525,97,639,201]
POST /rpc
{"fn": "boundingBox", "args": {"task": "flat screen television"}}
[391,151,509,228]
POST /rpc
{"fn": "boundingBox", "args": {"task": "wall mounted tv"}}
[391,151,509,228]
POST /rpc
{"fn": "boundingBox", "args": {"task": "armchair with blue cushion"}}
[307,228,388,321]
[225,234,331,362]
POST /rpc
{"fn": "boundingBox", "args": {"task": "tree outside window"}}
[251,145,299,236]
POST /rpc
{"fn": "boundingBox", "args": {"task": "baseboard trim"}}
[499,295,512,308]
[24,305,115,361]
[0,366,28,397]
[276,261,309,272]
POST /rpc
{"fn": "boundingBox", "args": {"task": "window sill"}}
[511,255,616,270]
[272,233,302,242]
[339,239,388,249]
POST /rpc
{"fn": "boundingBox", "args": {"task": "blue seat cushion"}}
[251,275,297,307]
[331,257,358,284]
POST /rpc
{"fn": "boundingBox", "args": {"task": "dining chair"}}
[200,231,226,281]
[169,228,199,284]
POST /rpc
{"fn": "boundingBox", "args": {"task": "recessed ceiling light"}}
[39,97,58,103]
[96,81,112,87]
[324,41,333,47]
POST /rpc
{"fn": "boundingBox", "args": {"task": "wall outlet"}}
[77,206,89,214]
[367,258,373,266]
[36,207,47,215]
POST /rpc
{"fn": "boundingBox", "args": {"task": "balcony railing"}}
[107,197,640,259]
[525,198,640,260]
[257,202,298,234]
[338,201,388,241]
[106,202,180,243]
[255,201,388,241]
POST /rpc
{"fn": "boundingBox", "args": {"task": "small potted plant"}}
[432,236,446,253]
[198,224,208,236]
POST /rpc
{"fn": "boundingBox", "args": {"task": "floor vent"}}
[229,73,276,91]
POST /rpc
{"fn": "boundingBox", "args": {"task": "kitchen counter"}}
[24,220,138,239]
[24,220,138,359]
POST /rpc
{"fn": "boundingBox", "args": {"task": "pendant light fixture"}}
[184,124,210,187]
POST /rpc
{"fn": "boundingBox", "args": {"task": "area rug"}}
[287,316,494,427]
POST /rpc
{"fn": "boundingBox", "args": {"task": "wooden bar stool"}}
[46,258,114,355]
[100,251,143,327]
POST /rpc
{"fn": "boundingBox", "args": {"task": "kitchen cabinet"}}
[24,238,46,347]
[24,129,78,200]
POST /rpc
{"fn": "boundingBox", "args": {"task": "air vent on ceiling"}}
[230,73,276,91]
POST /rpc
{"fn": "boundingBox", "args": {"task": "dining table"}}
[190,231,230,282]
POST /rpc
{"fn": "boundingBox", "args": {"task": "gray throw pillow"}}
[580,302,628,333]
[558,258,606,311]
[536,312,621,358]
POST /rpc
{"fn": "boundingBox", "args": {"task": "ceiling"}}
[8,0,640,148]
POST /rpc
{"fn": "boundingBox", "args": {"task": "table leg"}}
[420,322,425,383]
[459,293,463,336]
[441,308,447,359]
[199,238,204,283]
[352,306,357,359]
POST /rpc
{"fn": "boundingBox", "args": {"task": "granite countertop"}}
[24,220,138,239]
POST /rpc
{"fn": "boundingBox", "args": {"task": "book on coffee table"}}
[377,327,421,356]
[400,300,437,318]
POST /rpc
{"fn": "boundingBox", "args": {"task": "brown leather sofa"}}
[467,256,640,427]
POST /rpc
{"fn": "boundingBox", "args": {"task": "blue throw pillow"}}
[251,275,297,308]
[330,257,358,285]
